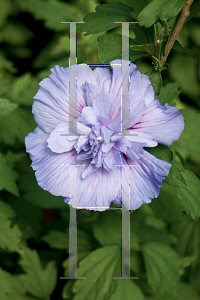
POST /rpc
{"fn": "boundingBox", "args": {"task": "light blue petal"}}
[77,106,98,126]
[132,98,185,146]
[116,150,172,210]
[93,67,111,93]
[100,125,113,144]
[47,123,78,153]
[92,92,116,124]
[64,164,122,211]
[103,149,123,170]
[25,126,78,197]
[82,81,100,107]
[32,64,97,133]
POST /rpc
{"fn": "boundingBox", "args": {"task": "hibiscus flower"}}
[25,59,184,211]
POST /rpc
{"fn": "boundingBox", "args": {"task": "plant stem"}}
[155,39,163,60]
[164,0,194,61]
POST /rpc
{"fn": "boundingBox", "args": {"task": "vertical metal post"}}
[113,165,138,280]
[60,22,86,280]
[113,22,139,280]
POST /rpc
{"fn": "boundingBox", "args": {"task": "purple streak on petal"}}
[132,98,185,146]
[117,151,172,210]
[113,137,144,162]
[32,64,97,133]
[125,130,158,147]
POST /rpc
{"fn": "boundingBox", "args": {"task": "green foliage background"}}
[0,0,200,299]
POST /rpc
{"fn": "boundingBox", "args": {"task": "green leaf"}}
[145,144,187,188]
[29,0,81,31]
[139,226,177,245]
[130,43,156,61]
[174,170,200,221]
[92,210,140,251]
[0,107,36,145]
[157,81,181,105]
[144,143,172,163]
[98,34,122,64]
[145,145,200,220]
[78,31,103,55]
[168,54,200,102]
[0,267,28,300]
[77,2,134,36]
[130,251,143,274]
[149,70,162,95]
[131,24,155,45]
[0,71,12,96]
[186,0,200,22]
[3,151,25,168]
[18,166,66,209]
[0,21,33,46]
[7,47,32,59]
[12,75,38,106]
[11,73,31,100]
[18,247,57,298]
[62,228,97,277]
[164,153,187,187]
[131,51,148,62]
[189,22,200,48]
[172,40,198,59]
[150,183,183,224]
[145,215,166,230]
[0,0,12,28]
[0,199,16,219]
[180,255,197,273]
[171,109,200,163]
[42,229,69,250]
[32,34,70,70]
[130,0,149,17]
[177,283,200,300]
[0,200,22,252]
[0,268,13,300]
[0,155,19,196]
[0,98,18,116]
[138,0,186,28]
[62,280,76,300]
[6,195,43,241]
[71,246,121,300]
[130,44,155,55]
[0,52,17,73]
[172,214,198,257]
[109,279,145,300]
[42,227,95,254]
[142,242,181,297]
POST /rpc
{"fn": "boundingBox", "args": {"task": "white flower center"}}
[97,136,103,143]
